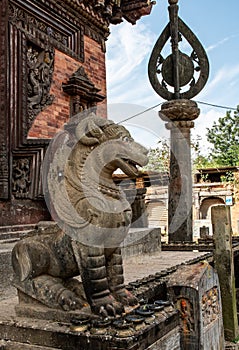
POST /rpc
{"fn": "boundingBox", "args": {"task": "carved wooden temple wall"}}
[0,0,153,227]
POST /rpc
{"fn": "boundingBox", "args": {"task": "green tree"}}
[145,104,239,173]
[143,139,170,173]
[206,106,239,166]
[144,137,204,173]
[191,135,212,170]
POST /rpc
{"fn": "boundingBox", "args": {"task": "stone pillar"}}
[159,99,200,242]
[212,205,239,341]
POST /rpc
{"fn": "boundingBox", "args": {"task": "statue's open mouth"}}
[118,157,145,177]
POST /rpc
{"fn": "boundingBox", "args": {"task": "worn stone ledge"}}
[0,339,58,349]
[0,309,179,350]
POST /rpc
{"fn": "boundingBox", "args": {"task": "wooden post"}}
[212,205,239,341]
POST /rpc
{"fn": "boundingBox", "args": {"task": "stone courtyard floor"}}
[0,250,209,318]
[124,250,208,283]
[0,249,238,348]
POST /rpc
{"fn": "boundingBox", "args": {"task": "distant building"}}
[145,167,239,240]
[193,166,239,238]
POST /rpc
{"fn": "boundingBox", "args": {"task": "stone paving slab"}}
[124,250,209,283]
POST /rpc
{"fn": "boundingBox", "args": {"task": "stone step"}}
[0,233,30,244]
[0,340,60,349]
[0,222,56,241]
[0,229,35,242]
[0,224,36,234]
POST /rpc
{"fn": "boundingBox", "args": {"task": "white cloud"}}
[192,108,225,154]
[198,63,239,104]
[105,20,239,153]
[206,36,231,52]
[106,22,157,98]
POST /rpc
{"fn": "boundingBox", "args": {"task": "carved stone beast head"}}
[74,114,149,177]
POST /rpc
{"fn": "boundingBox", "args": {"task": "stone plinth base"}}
[0,307,180,350]
[168,262,225,350]
[0,340,57,349]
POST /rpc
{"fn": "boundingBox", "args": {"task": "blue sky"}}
[105,0,239,151]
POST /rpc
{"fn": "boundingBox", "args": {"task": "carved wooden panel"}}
[12,157,32,199]
[0,143,8,198]
[0,0,9,199]
[27,43,55,129]
[1,0,123,204]
[12,150,44,200]
[9,1,84,61]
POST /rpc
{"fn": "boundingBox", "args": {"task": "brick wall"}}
[84,36,106,98]
[28,36,106,139]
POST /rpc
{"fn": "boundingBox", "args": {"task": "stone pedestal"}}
[159,99,200,243]
[0,301,180,350]
[168,262,225,350]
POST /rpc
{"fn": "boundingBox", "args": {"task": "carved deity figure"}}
[27,45,54,123]
[12,114,148,317]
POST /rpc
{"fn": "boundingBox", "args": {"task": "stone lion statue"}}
[12,114,148,317]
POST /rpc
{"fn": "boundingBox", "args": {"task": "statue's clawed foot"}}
[114,288,138,307]
[57,289,84,311]
[31,275,85,311]
[64,278,88,304]
[91,294,124,317]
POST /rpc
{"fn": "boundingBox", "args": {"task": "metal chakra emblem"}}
[148,0,209,100]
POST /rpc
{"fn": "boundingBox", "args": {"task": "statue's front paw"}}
[114,289,138,307]
[58,289,84,311]
[92,295,124,317]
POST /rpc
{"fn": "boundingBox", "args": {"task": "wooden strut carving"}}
[12,114,148,317]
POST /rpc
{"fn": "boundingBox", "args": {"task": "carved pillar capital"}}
[165,120,195,130]
[159,99,200,123]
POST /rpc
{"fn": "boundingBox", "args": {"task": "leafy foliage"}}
[206,106,239,166]
[143,139,169,173]
[145,105,239,174]
[191,136,212,170]
[145,137,203,173]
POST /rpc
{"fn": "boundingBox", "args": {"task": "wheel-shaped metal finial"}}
[148,0,209,100]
